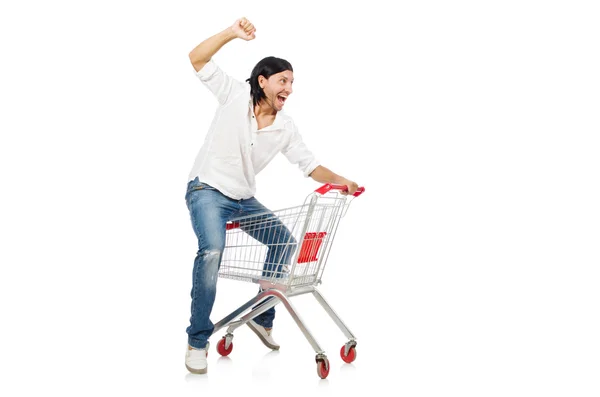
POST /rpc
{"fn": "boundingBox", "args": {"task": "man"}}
[185,17,359,374]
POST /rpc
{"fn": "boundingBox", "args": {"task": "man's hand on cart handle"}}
[309,166,361,196]
[315,184,365,197]
[339,179,359,196]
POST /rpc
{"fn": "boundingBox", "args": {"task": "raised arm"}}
[189,17,256,72]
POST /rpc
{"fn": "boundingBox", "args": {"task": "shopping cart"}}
[211,183,365,379]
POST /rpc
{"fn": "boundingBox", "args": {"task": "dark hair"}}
[246,56,293,107]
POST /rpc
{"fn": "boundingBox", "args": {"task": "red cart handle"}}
[315,184,365,197]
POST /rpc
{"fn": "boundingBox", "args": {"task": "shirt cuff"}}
[303,160,320,178]
[195,59,218,80]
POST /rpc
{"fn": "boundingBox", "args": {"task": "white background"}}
[1,0,599,395]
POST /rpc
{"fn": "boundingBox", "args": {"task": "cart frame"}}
[211,184,365,379]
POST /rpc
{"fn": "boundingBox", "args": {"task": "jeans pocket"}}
[186,180,217,202]
[190,183,216,192]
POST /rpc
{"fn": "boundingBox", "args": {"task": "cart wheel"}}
[216,337,233,356]
[316,357,330,379]
[340,345,357,363]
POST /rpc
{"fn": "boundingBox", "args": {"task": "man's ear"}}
[258,75,266,89]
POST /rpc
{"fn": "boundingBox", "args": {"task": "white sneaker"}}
[247,320,280,350]
[185,343,209,374]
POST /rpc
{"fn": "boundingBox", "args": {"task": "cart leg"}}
[312,288,357,348]
[260,292,332,379]
[226,294,281,333]
[257,289,326,354]
[213,288,326,355]
[212,292,279,335]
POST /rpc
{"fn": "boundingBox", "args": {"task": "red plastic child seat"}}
[297,232,327,263]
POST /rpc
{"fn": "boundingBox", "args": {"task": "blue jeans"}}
[185,178,297,349]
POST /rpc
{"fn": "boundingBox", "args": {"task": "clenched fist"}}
[231,17,256,41]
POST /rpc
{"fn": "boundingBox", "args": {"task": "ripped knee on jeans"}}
[196,249,223,285]
[201,249,222,258]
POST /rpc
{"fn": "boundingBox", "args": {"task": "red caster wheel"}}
[216,337,233,356]
[316,357,330,379]
[340,345,357,363]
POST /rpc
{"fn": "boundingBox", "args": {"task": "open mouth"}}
[277,94,287,106]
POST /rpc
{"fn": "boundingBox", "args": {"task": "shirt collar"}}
[249,98,288,131]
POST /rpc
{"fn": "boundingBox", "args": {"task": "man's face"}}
[259,70,294,111]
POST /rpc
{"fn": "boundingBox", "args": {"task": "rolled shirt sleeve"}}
[195,59,245,105]
[282,127,320,177]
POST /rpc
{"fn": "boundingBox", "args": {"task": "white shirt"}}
[188,59,320,200]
